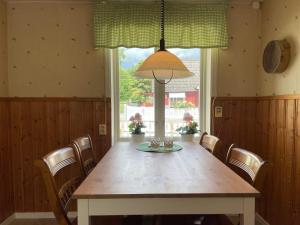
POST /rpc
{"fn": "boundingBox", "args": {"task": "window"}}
[118,48,155,138]
[110,48,212,141]
[165,48,200,137]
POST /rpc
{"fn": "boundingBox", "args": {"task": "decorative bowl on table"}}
[164,138,173,149]
[150,138,161,148]
[136,138,182,153]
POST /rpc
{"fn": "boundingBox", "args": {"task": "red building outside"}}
[143,60,200,108]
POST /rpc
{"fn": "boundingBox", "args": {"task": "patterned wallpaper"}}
[5,1,262,97]
[0,0,8,97]
[7,2,105,97]
[217,3,261,97]
[258,0,300,96]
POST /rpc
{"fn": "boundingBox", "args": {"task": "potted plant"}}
[128,113,146,142]
[176,112,198,142]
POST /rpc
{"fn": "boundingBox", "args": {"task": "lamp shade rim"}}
[134,50,194,80]
[134,69,194,79]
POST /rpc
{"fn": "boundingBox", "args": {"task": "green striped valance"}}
[93,0,229,49]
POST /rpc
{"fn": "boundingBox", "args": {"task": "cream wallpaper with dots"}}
[5,1,263,97]
[0,0,8,97]
[217,3,261,97]
[7,1,105,97]
[258,0,300,96]
[5,1,263,98]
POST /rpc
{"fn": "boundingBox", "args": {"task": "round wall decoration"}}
[263,40,291,73]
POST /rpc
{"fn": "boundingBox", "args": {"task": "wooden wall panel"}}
[3,95,299,224]
[293,100,300,224]
[0,100,14,223]
[7,98,111,212]
[212,96,300,225]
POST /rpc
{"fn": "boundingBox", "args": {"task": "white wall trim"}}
[14,211,77,219]
[14,212,54,219]
[256,213,269,225]
[0,214,15,225]
[110,49,119,144]
[199,49,209,134]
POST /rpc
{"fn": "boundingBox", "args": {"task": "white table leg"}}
[78,199,90,225]
[240,198,255,225]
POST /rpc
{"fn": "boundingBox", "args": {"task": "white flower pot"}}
[181,134,194,142]
[131,133,145,143]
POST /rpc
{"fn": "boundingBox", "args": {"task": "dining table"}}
[73,141,259,225]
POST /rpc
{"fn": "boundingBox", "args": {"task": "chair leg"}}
[194,216,205,225]
[238,214,241,225]
[142,216,156,225]
[155,216,161,225]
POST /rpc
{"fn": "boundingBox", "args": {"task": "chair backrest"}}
[35,147,84,225]
[72,135,96,176]
[199,132,221,155]
[226,144,269,191]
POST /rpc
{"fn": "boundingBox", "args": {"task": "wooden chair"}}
[72,135,96,176]
[162,145,270,225]
[219,144,270,225]
[226,144,269,192]
[35,147,124,225]
[199,132,221,156]
[35,147,84,225]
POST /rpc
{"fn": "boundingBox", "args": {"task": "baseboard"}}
[256,213,269,225]
[2,212,268,225]
[14,212,54,219]
[0,214,15,225]
[14,211,77,219]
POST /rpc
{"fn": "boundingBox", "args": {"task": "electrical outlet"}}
[215,106,223,118]
[99,124,107,136]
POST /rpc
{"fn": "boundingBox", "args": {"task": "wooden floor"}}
[5,218,241,225]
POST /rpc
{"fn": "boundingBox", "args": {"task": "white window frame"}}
[107,48,216,144]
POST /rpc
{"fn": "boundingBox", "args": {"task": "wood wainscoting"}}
[212,95,300,225]
[0,99,14,223]
[0,97,111,221]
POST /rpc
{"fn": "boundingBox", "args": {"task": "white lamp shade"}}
[134,50,194,79]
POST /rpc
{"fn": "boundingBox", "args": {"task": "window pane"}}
[119,48,155,137]
[165,48,201,137]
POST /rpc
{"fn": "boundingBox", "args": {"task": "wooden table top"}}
[73,142,259,199]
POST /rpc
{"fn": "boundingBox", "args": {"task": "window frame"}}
[107,48,215,143]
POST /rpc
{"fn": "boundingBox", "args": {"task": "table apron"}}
[80,197,254,215]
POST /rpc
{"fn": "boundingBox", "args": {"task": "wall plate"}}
[99,124,107,135]
[215,106,223,118]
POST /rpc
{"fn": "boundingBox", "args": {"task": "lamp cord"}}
[160,0,165,41]
[152,70,173,85]
[152,0,173,84]
[159,0,166,50]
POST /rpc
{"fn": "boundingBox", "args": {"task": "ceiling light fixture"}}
[134,0,194,84]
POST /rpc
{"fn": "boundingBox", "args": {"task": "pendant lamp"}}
[134,0,194,84]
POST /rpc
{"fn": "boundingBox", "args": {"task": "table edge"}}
[73,192,260,199]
